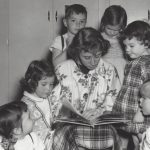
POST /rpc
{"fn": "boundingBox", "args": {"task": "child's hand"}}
[133,108,144,123]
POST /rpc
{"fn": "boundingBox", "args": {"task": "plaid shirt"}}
[112,55,150,134]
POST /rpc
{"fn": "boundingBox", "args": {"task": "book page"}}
[61,98,82,117]
[53,99,129,127]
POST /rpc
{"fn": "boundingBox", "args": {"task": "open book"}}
[53,99,129,128]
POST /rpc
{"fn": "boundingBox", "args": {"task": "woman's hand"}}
[82,109,102,120]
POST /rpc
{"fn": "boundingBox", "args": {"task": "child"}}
[100,5,127,84]
[49,4,87,68]
[0,101,45,150]
[112,20,150,150]
[139,80,150,150]
[20,60,60,150]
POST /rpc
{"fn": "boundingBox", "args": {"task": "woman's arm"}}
[103,66,121,112]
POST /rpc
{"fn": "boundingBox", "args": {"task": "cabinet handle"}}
[48,11,50,21]
[55,11,58,22]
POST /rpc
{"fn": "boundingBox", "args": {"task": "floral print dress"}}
[52,58,121,150]
[55,59,120,114]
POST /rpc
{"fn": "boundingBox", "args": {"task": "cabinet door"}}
[9,0,52,100]
[51,0,70,38]
[0,0,9,105]
[98,0,110,29]
[110,0,150,23]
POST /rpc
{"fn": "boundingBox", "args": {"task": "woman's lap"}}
[52,125,114,150]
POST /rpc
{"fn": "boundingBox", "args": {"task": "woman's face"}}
[79,50,101,70]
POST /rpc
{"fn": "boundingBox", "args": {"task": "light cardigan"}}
[22,92,55,150]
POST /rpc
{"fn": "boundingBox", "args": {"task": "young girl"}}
[0,101,45,150]
[20,60,60,150]
[100,5,127,84]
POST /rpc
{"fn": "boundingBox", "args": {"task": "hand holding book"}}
[53,99,129,128]
[82,108,104,120]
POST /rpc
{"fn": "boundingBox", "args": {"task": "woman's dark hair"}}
[21,60,55,93]
[67,27,110,62]
[100,5,127,32]
[0,101,27,139]
[122,20,150,48]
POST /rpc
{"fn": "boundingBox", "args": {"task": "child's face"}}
[123,37,149,59]
[104,24,121,37]
[140,97,150,115]
[21,110,34,135]
[35,76,55,99]
[64,12,87,35]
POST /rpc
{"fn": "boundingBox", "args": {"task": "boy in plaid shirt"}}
[112,20,150,150]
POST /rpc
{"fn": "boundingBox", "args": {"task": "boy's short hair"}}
[65,4,87,19]
[140,80,150,98]
[123,20,150,48]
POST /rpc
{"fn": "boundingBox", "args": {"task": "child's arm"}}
[52,48,67,68]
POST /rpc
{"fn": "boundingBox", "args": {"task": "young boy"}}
[138,80,150,150]
[112,20,150,150]
[49,4,87,68]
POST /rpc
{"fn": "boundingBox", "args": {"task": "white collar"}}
[24,91,47,102]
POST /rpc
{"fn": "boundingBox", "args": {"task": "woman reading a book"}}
[52,27,121,150]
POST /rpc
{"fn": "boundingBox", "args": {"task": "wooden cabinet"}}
[8,0,53,101]
[110,0,150,23]
[51,0,70,38]
[0,0,53,104]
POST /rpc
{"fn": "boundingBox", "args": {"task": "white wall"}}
[110,0,150,24]
[0,0,9,105]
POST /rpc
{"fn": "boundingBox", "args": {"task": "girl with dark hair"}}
[21,60,59,150]
[100,5,128,84]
